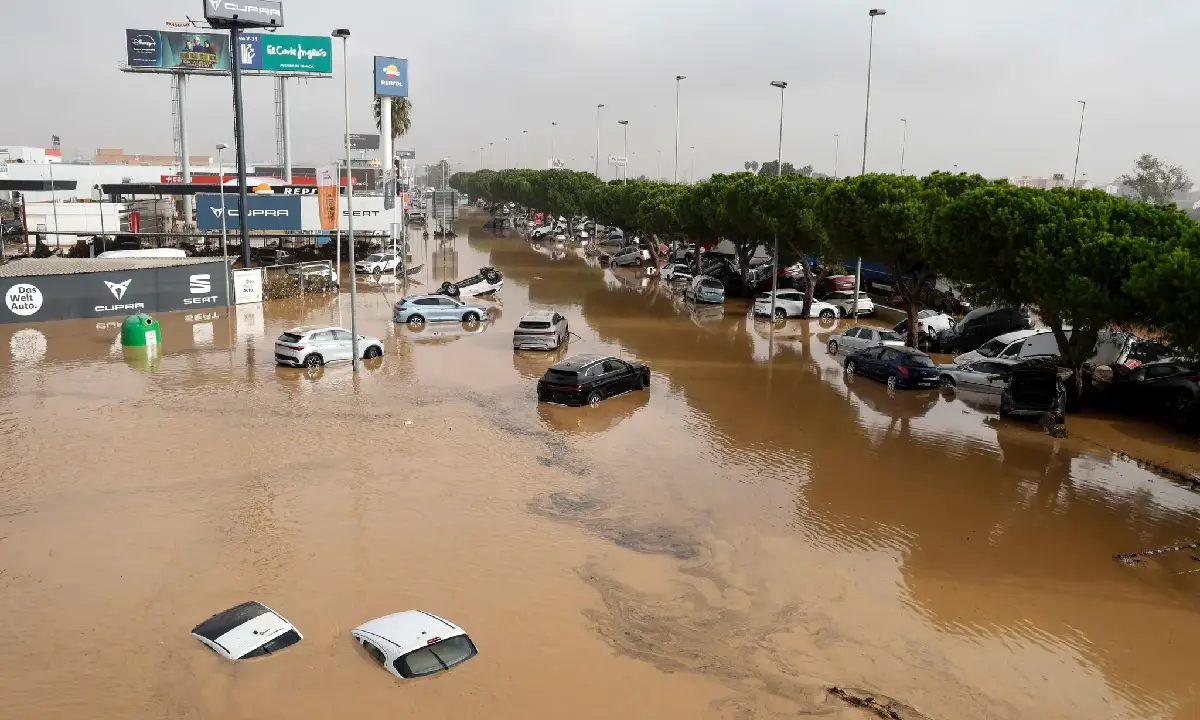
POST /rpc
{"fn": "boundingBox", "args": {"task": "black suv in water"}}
[932,305,1033,354]
[1001,358,1067,423]
[537,354,651,406]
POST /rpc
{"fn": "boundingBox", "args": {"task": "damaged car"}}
[191,601,303,660]
[352,611,478,679]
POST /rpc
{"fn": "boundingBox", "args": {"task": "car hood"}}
[953,350,982,365]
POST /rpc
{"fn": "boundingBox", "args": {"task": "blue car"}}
[684,275,725,304]
[844,345,940,390]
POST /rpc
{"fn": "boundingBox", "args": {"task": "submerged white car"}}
[275,325,385,368]
[352,611,478,679]
[192,601,303,660]
[753,289,839,320]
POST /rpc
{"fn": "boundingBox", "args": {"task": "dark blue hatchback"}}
[844,345,940,390]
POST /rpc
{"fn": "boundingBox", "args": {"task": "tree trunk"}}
[800,256,815,318]
[897,271,929,348]
[648,233,663,267]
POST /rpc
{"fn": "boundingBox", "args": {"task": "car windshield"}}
[395,635,477,678]
[917,309,937,319]
[975,337,1008,357]
[755,293,770,300]
[365,254,384,262]
[878,331,902,342]
[519,321,552,330]
[543,369,579,385]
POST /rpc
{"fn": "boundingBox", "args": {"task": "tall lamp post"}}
[899,118,907,175]
[618,120,629,184]
[595,104,605,176]
[674,75,686,183]
[333,28,360,373]
[522,130,528,169]
[689,146,695,184]
[489,141,494,169]
[768,81,787,322]
[833,134,840,180]
[504,137,509,169]
[861,8,886,175]
[216,143,230,306]
[1072,100,1087,187]
[854,7,886,320]
[550,122,558,166]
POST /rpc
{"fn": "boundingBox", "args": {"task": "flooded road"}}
[2,215,1200,719]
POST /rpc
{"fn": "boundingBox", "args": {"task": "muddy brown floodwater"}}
[2,216,1200,720]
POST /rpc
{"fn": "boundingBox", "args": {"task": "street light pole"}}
[769,81,787,323]
[900,118,907,175]
[689,146,695,184]
[522,130,528,169]
[550,122,557,166]
[217,143,230,307]
[618,120,629,184]
[595,104,604,176]
[1072,100,1087,187]
[833,134,840,180]
[674,75,686,183]
[861,8,886,175]
[489,141,494,169]
[504,137,509,169]
[333,28,360,373]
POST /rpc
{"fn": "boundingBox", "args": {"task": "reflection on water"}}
[1,213,1199,719]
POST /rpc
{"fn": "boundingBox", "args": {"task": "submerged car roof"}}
[353,611,466,657]
[551,353,608,370]
[520,310,556,321]
[191,601,298,660]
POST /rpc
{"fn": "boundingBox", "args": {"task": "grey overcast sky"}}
[4,1,1198,183]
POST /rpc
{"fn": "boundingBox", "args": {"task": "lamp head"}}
[332,28,350,38]
[770,80,787,89]
[676,75,686,81]
[216,143,228,151]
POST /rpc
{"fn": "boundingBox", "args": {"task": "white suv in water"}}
[274,325,384,368]
[356,252,400,277]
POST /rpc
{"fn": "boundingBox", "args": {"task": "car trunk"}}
[515,321,554,336]
[1009,369,1059,406]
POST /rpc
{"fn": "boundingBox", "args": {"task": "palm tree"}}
[743,160,760,174]
[373,96,412,144]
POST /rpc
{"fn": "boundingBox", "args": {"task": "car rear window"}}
[519,321,552,330]
[280,333,303,343]
[879,331,902,342]
[543,369,579,385]
[395,635,478,678]
[904,354,936,368]
[240,629,301,659]
[700,279,723,289]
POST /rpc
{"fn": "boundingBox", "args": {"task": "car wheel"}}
[304,353,323,368]
[818,308,835,320]
[407,314,425,327]
[774,308,787,320]
[372,268,382,281]
[827,340,839,355]
[587,391,603,406]
[845,360,856,376]
[463,311,480,323]
[836,307,845,318]
[887,375,898,390]
[364,345,381,359]
[940,375,955,387]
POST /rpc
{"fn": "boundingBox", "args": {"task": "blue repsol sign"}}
[196,194,302,231]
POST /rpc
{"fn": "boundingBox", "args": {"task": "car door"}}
[959,362,993,390]
[857,347,885,377]
[841,327,865,352]
[330,329,354,361]
[860,328,880,349]
[436,297,462,322]
[873,347,900,380]
[779,292,803,316]
[1142,364,1180,410]
[602,359,631,395]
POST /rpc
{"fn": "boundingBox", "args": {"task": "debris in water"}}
[1113,540,1199,564]
[827,686,932,720]
[405,420,413,426]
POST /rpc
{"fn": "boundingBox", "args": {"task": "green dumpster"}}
[121,313,160,348]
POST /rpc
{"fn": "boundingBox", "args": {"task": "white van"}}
[96,249,187,260]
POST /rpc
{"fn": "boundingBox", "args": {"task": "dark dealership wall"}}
[1,262,230,325]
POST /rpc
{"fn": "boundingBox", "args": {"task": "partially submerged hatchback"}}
[192,601,303,661]
[513,310,569,350]
[353,611,478,679]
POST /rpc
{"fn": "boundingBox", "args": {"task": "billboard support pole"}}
[229,26,252,268]
[280,78,293,183]
[177,73,193,228]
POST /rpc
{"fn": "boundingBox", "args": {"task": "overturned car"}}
[436,266,504,298]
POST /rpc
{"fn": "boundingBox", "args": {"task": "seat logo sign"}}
[96,278,144,313]
[5,283,43,316]
[186,274,219,306]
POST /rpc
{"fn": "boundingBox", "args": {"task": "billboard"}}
[196,194,302,231]
[301,195,392,232]
[397,150,417,160]
[126,30,230,72]
[373,56,408,97]
[348,134,380,151]
[237,33,332,74]
[1,262,229,324]
[204,0,284,29]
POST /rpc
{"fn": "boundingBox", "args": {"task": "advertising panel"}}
[301,195,391,232]
[373,56,408,97]
[1,262,229,324]
[203,0,284,28]
[396,150,416,160]
[232,269,265,305]
[196,194,302,231]
[126,29,231,72]
[236,33,332,74]
[316,165,339,231]
[348,134,380,151]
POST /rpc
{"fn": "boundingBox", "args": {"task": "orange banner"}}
[316,165,339,231]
